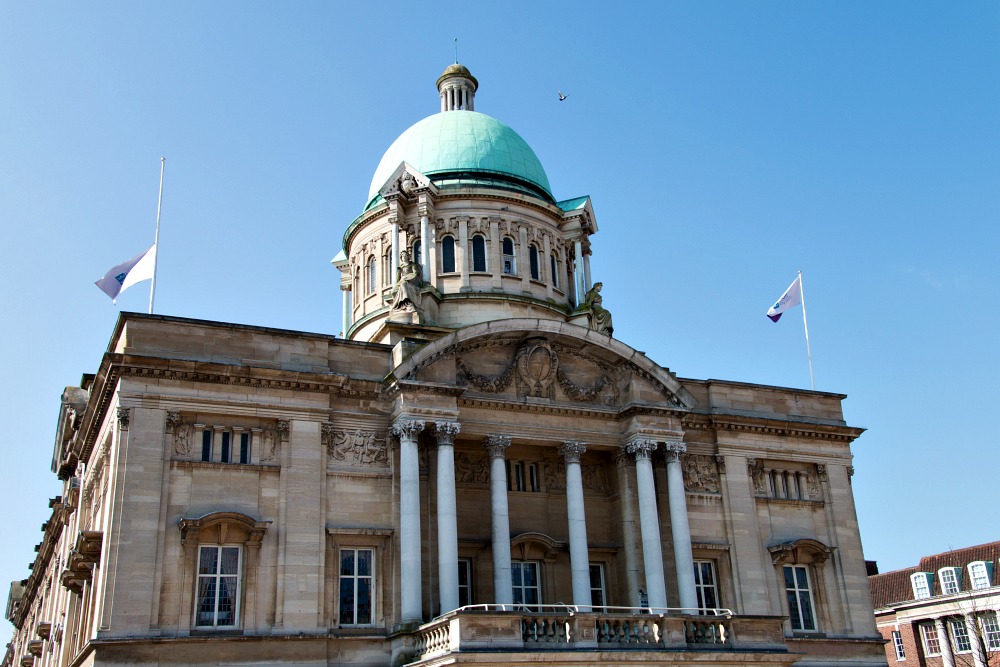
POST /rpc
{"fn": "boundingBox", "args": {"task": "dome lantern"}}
[437,63,478,112]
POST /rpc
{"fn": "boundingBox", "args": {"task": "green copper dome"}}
[366,111,553,209]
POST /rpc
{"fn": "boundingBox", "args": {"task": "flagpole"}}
[798,270,815,390]
[148,157,165,315]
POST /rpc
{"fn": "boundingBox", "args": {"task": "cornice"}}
[682,413,864,443]
[458,397,620,419]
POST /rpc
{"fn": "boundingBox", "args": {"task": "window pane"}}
[357,549,372,576]
[442,237,455,273]
[472,236,486,272]
[341,550,355,576]
[795,567,809,589]
[357,578,372,624]
[786,590,802,629]
[217,576,237,625]
[797,591,814,630]
[784,566,796,588]
[199,547,218,575]
[529,246,539,279]
[201,430,212,461]
[550,255,558,287]
[220,547,240,574]
[240,432,250,464]
[523,563,537,586]
[197,578,217,625]
[339,577,355,625]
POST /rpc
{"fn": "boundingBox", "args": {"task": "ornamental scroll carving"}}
[456,337,619,404]
[322,426,388,468]
[681,454,721,494]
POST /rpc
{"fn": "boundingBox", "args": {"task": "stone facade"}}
[3,64,885,667]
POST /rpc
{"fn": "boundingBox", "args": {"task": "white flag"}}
[95,244,156,302]
[766,275,802,322]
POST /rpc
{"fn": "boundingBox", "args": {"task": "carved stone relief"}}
[455,452,489,485]
[682,454,721,494]
[322,426,388,468]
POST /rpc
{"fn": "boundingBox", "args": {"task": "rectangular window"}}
[892,630,906,660]
[196,545,241,628]
[339,548,374,626]
[939,567,960,594]
[589,564,606,612]
[921,624,941,656]
[239,432,251,464]
[694,560,719,612]
[441,237,456,273]
[783,564,816,631]
[550,255,559,288]
[528,464,539,492]
[911,572,932,600]
[220,431,231,463]
[472,236,487,272]
[982,612,1000,651]
[458,559,472,608]
[513,462,525,492]
[951,619,972,653]
[201,429,213,462]
[969,561,992,590]
[511,561,540,611]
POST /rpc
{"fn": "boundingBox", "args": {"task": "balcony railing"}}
[412,605,789,661]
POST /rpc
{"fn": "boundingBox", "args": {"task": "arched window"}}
[472,235,487,272]
[441,236,456,273]
[502,237,516,275]
[353,267,360,297]
[413,240,422,270]
[529,245,540,280]
[382,250,392,286]
[367,257,377,294]
[550,254,559,289]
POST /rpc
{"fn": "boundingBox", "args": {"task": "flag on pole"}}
[766,275,802,322]
[95,244,157,302]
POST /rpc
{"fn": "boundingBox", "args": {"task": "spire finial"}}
[454,38,459,64]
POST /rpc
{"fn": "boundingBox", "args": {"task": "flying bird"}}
[558,90,570,101]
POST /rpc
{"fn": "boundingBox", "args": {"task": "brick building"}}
[870,542,1000,667]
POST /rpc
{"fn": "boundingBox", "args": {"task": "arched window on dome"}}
[550,253,560,289]
[472,235,487,273]
[441,236,456,273]
[529,244,540,281]
[382,249,392,286]
[367,257,377,295]
[353,266,360,298]
[502,237,516,275]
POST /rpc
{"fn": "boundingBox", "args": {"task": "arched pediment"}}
[389,320,696,411]
[177,511,271,547]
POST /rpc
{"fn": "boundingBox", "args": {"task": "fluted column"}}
[664,440,697,610]
[484,435,513,604]
[559,441,593,610]
[391,419,425,623]
[625,439,667,609]
[935,617,956,667]
[435,421,461,614]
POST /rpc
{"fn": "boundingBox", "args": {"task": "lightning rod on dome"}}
[454,38,459,64]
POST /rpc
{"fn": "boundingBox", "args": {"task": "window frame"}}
[550,254,559,289]
[911,572,933,600]
[501,237,516,275]
[892,629,906,660]
[939,567,961,595]
[511,560,541,611]
[529,244,540,280]
[693,560,719,612]
[367,256,377,294]
[471,235,487,272]
[920,623,941,656]
[589,563,607,612]
[195,544,242,629]
[338,547,376,627]
[783,564,817,632]
[950,618,972,653]
[981,612,1000,651]
[968,561,992,590]
[441,235,456,273]
[457,559,473,608]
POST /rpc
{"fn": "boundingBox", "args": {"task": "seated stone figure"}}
[389,250,424,314]
[583,282,613,335]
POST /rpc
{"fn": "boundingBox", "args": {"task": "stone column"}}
[573,239,584,306]
[935,617,956,667]
[965,613,988,667]
[583,251,592,291]
[613,449,641,606]
[559,441,593,610]
[435,421,461,614]
[490,218,502,289]
[484,435,513,605]
[420,215,430,282]
[664,440,697,610]
[518,224,530,290]
[340,285,351,338]
[542,234,554,300]
[391,419,425,623]
[625,439,667,609]
[391,219,400,277]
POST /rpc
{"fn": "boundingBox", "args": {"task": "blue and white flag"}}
[766,275,802,322]
[95,244,156,302]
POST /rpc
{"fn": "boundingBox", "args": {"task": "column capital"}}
[558,441,587,464]
[482,435,511,459]
[116,406,130,429]
[391,419,425,441]
[435,421,461,446]
[625,439,657,461]
[663,440,687,462]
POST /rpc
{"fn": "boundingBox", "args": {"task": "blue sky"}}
[1,1,998,639]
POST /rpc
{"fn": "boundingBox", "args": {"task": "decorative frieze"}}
[455,452,490,484]
[322,425,389,467]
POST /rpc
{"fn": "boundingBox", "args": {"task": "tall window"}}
[367,257,377,294]
[982,612,1000,651]
[196,546,241,628]
[939,567,961,594]
[441,236,456,273]
[502,237,516,275]
[413,241,422,270]
[472,235,487,272]
[969,561,992,590]
[589,564,606,611]
[951,619,972,653]
[382,251,392,286]
[511,561,540,610]
[783,565,816,631]
[920,624,941,656]
[506,461,539,492]
[911,572,932,600]
[529,245,540,280]
[339,548,374,626]
[694,561,719,611]
[458,559,472,607]
[550,254,559,288]
[892,630,906,660]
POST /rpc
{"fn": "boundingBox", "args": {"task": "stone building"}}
[870,542,1000,667]
[4,64,885,667]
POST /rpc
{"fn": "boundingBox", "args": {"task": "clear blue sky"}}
[2,1,998,640]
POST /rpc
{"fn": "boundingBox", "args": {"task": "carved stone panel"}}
[682,454,721,494]
[323,426,389,468]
